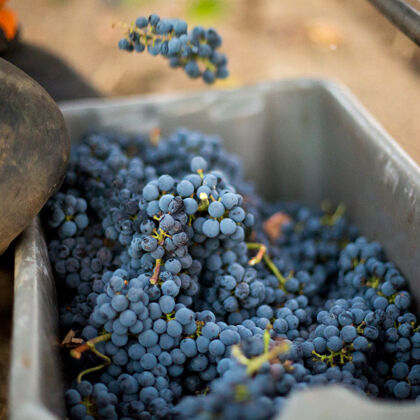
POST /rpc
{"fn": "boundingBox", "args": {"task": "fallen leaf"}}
[306,21,343,49]
[263,212,291,242]
[61,329,84,347]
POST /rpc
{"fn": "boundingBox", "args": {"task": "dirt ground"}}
[10,0,420,163]
[1,0,419,417]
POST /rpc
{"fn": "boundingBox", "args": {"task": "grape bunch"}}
[117,14,229,84]
[43,126,420,420]
[45,192,89,238]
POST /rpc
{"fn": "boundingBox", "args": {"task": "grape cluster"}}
[45,192,89,238]
[118,14,229,84]
[66,381,118,419]
[43,126,420,420]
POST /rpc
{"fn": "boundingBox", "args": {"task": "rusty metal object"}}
[0,58,70,255]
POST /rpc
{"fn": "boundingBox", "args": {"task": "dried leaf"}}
[150,127,161,146]
[306,22,343,49]
[61,329,84,347]
[263,212,291,242]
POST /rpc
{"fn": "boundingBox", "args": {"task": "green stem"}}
[232,340,290,376]
[70,333,111,359]
[77,360,110,384]
[263,253,287,286]
[70,333,112,383]
[246,242,287,286]
[263,328,270,354]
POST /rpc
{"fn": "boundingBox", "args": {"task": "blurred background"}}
[0,0,419,417]
[7,0,420,163]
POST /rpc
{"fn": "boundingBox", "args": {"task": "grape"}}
[313,337,327,353]
[159,214,175,231]
[111,295,128,312]
[184,61,200,78]
[119,310,136,327]
[219,329,240,346]
[158,174,175,192]
[176,308,195,325]
[140,353,158,370]
[118,38,133,51]
[65,389,81,405]
[229,207,245,223]
[167,320,183,338]
[221,193,237,209]
[324,325,339,339]
[156,20,173,36]
[183,198,198,215]
[143,183,159,201]
[208,201,225,218]
[209,339,225,356]
[180,339,198,358]
[75,214,89,230]
[327,336,343,352]
[139,330,159,347]
[135,16,148,28]
[408,365,420,384]
[59,221,77,238]
[394,381,410,399]
[202,69,215,84]
[190,156,208,172]
[392,362,409,380]
[140,386,159,403]
[353,336,369,352]
[159,295,175,314]
[273,318,288,334]
[164,258,182,274]
[177,180,195,197]
[141,236,158,252]
[202,219,220,238]
[220,218,236,235]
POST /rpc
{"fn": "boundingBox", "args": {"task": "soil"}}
[10,0,420,163]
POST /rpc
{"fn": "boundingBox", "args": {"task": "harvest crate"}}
[9,79,420,419]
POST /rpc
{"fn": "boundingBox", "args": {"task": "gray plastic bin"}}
[9,79,420,419]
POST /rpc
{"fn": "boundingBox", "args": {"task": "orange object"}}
[263,212,292,242]
[0,0,18,41]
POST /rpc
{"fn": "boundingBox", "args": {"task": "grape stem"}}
[247,243,266,266]
[70,333,111,359]
[70,333,112,383]
[246,242,287,287]
[321,202,346,226]
[263,325,272,354]
[150,258,162,284]
[197,193,210,212]
[232,340,289,376]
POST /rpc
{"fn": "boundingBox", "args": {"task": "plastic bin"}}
[9,79,420,419]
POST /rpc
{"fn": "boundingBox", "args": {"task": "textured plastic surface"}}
[9,79,420,419]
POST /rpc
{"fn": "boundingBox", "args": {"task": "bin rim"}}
[58,77,420,180]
